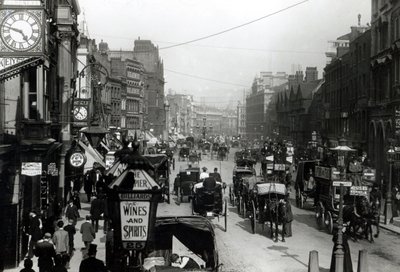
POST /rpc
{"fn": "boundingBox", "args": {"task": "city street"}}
[157,148,400,272]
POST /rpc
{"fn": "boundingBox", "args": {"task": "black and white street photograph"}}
[2,0,400,271]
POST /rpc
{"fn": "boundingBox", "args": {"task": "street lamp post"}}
[385,143,395,224]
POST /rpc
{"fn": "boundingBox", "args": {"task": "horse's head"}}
[356,197,370,216]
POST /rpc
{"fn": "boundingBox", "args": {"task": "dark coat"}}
[203,177,216,191]
[80,222,95,242]
[34,240,56,269]
[79,256,107,272]
[65,204,80,221]
[90,198,104,220]
[209,172,222,182]
[63,224,76,246]
[29,215,43,242]
[84,173,94,193]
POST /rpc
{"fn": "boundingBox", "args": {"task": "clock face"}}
[0,10,42,52]
[73,106,88,121]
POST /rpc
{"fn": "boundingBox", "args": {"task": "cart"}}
[191,178,228,232]
[230,166,256,208]
[178,165,200,203]
[294,160,320,208]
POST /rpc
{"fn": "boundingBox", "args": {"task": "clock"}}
[0,10,42,52]
[69,152,86,168]
[73,106,88,121]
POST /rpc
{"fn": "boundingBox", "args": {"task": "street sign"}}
[333,181,352,187]
[350,186,369,196]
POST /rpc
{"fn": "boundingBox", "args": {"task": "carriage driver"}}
[200,166,209,179]
[305,169,317,206]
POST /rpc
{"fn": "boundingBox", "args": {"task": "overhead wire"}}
[158,0,309,50]
[165,68,248,87]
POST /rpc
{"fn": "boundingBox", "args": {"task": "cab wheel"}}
[325,211,334,234]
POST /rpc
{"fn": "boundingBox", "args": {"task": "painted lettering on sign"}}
[120,201,149,242]
[0,57,28,70]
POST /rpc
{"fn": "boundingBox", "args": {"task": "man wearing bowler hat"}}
[79,244,106,272]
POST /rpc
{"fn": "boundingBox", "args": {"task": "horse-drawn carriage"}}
[178,146,190,161]
[191,177,228,232]
[211,142,219,158]
[217,145,229,161]
[294,160,320,208]
[144,154,171,204]
[177,165,200,203]
[229,166,256,207]
[247,182,290,241]
[188,150,201,164]
[144,216,221,271]
[200,140,211,154]
[231,139,240,148]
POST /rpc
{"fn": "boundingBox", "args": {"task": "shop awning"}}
[0,57,44,82]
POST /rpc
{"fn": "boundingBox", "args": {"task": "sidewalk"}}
[5,196,106,272]
[379,216,400,235]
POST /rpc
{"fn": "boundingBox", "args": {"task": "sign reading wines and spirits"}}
[21,162,42,176]
[120,200,150,242]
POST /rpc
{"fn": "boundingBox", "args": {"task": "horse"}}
[343,196,372,242]
[365,198,380,242]
[265,198,287,242]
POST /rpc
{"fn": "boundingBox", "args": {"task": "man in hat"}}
[79,244,106,272]
[80,215,96,250]
[64,199,80,226]
[200,167,209,180]
[34,233,56,272]
[63,219,76,257]
[52,220,69,256]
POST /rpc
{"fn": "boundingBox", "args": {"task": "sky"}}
[78,0,371,103]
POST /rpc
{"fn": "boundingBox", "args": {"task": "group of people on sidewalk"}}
[22,187,108,272]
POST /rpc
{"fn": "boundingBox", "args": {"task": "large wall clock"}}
[0,10,42,52]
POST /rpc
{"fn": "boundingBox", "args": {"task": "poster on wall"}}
[21,162,42,176]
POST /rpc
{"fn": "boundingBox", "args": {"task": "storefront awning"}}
[0,57,44,82]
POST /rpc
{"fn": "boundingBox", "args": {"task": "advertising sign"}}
[21,162,42,176]
[315,166,330,180]
[120,201,150,242]
[332,181,352,187]
[350,186,369,196]
[47,162,58,176]
[0,57,28,70]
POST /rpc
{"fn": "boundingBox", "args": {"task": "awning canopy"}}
[0,57,44,82]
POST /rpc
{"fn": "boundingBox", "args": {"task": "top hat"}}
[202,166,207,171]
[88,244,97,254]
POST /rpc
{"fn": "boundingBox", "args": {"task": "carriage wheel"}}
[224,201,228,232]
[315,204,325,229]
[191,197,195,215]
[251,200,257,234]
[229,187,234,206]
[166,190,170,204]
[295,189,301,208]
[172,158,175,170]
[325,211,334,234]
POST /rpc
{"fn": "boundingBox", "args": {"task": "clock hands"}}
[3,25,29,41]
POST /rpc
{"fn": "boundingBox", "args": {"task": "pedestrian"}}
[71,190,81,210]
[52,220,69,257]
[90,195,104,233]
[20,258,35,272]
[79,244,107,272]
[392,183,400,223]
[173,173,180,195]
[63,219,76,257]
[51,255,67,272]
[27,210,43,259]
[34,233,56,272]
[64,200,80,226]
[284,197,293,237]
[80,215,95,250]
[200,166,209,179]
[83,172,94,203]
[170,253,200,269]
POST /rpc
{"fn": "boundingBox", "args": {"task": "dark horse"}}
[265,198,287,242]
[343,196,379,242]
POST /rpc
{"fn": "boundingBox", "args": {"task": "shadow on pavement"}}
[267,245,308,268]
[294,214,326,233]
